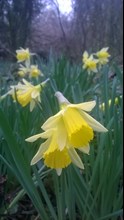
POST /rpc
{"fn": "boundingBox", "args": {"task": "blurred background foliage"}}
[0,0,123,62]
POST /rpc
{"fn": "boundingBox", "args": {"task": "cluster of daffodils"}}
[26,92,107,175]
[82,48,111,73]
[1,47,110,175]
[1,79,49,111]
[0,48,49,111]
[16,48,43,78]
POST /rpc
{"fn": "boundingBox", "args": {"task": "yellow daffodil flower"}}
[82,51,98,73]
[96,47,110,65]
[16,48,30,62]
[30,65,42,78]
[26,92,107,175]
[3,79,48,111]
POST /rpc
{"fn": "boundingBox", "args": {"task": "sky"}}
[57,0,72,14]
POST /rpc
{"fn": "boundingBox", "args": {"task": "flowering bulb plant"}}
[26,92,108,175]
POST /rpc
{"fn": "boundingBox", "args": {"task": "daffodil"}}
[12,80,41,111]
[82,51,98,73]
[26,92,107,175]
[30,65,42,78]
[96,48,110,65]
[16,48,30,62]
[3,79,48,111]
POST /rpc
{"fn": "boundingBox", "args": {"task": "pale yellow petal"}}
[56,168,62,176]
[42,112,62,130]
[101,47,109,52]
[83,51,89,61]
[31,91,39,99]
[37,95,41,103]
[40,129,54,139]
[70,101,96,112]
[31,140,49,165]
[22,79,33,87]
[25,133,44,142]
[81,111,108,132]
[68,148,84,169]
[78,144,90,154]
[30,100,35,112]
[26,129,54,143]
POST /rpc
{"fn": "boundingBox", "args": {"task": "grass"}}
[0,55,123,220]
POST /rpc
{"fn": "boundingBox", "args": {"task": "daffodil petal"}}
[37,95,41,103]
[56,168,62,176]
[83,51,89,61]
[78,144,90,154]
[40,129,55,139]
[31,140,49,165]
[30,100,35,112]
[81,111,108,132]
[70,101,96,112]
[102,47,109,52]
[25,133,44,142]
[22,79,33,87]
[31,91,39,99]
[42,112,61,130]
[68,148,84,169]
